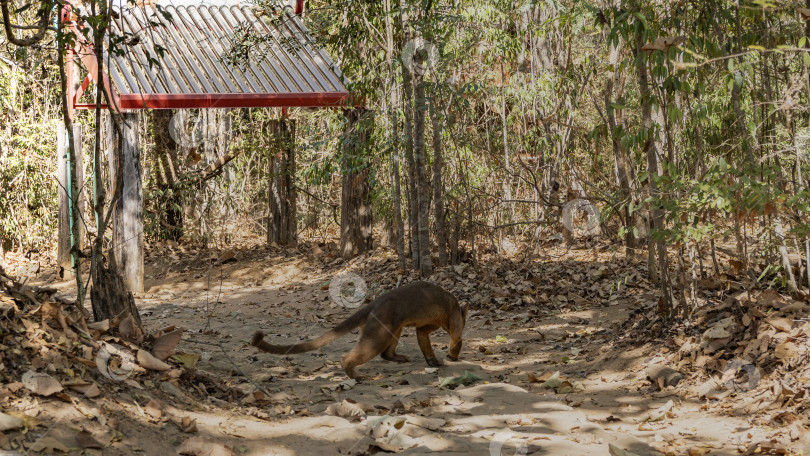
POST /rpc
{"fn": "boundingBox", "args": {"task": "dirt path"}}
[13,243,779,455]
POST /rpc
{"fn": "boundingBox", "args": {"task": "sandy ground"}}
[6,241,779,456]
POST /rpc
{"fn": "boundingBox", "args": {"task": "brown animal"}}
[251,281,467,379]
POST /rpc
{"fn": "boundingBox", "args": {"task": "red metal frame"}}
[74,103,109,109]
[112,92,361,110]
[63,0,122,113]
[73,75,91,106]
[65,0,362,112]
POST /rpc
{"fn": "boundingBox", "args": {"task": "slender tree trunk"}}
[401,63,419,268]
[605,41,635,255]
[267,118,297,247]
[500,63,513,225]
[57,12,85,304]
[429,88,447,266]
[801,8,810,290]
[774,216,799,295]
[399,0,423,272]
[384,0,406,270]
[635,33,671,315]
[412,57,433,277]
[57,124,85,269]
[730,2,753,275]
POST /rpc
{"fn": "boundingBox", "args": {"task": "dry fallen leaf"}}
[780,301,809,313]
[68,382,101,398]
[703,317,735,340]
[774,342,799,361]
[608,443,642,456]
[757,289,785,307]
[119,315,144,342]
[176,436,235,456]
[0,412,23,431]
[366,415,419,452]
[22,370,63,396]
[30,435,70,453]
[144,399,166,419]
[405,416,445,431]
[325,400,366,419]
[764,317,793,332]
[642,400,674,422]
[138,350,172,371]
[171,353,200,369]
[217,250,236,264]
[172,416,199,433]
[87,319,110,332]
[647,364,683,388]
[77,429,103,449]
[541,371,563,389]
[527,371,553,383]
[153,328,184,360]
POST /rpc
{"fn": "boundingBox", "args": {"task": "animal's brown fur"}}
[251,281,467,379]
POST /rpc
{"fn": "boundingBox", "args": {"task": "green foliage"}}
[1,0,809,300]
[0,63,61,250]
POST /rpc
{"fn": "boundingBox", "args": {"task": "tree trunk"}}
[151,110,183,241]
[774,216,799,295]
[57,123,85,269]
[56,10,86,305]
[384,0,406,270]
[793,8,810,289]
[202,109,233,217]
[412,56,433,277]
[605,40,635,255]
[392,105,407,270]
[340,109,374,259]
[267,118,297,246]
[730,2,754,275]
[635,33,671,315]
[91,260,141,326]
[429,89,448,266]
[400,0,420,271]
[109,112,144,294]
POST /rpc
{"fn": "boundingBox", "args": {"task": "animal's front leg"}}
[447,337,462,361]
[417,326,441,367]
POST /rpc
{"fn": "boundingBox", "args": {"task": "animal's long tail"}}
[251,304,372,354]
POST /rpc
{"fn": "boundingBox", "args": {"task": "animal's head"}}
[448,303,468,361]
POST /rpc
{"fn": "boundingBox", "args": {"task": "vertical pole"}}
[57,123,84,270]
[57,124,69,270]
[110,112,144,293]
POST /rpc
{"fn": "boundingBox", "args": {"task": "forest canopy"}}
[1,0,809,316]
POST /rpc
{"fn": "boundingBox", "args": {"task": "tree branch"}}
[1,0,54,47]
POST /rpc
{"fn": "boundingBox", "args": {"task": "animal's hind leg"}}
[340,323,390,379]
[381,326,409,363]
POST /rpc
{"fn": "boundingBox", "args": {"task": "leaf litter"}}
[4,240,810,455]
